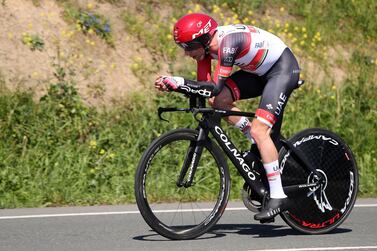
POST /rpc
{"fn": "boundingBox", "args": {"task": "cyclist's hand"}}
[155,76,169,92]
[155,76,184,92]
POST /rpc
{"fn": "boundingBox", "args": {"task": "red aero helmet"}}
[173,13,218,50]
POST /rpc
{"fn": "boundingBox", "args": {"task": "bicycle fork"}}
[176,128,207,187]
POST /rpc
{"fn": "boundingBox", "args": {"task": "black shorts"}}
[225,47,300,136]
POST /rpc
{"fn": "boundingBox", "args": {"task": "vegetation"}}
[21,33,45,51]
[0,67,376,208]
[0,0,376,208]
[63,4,114,46]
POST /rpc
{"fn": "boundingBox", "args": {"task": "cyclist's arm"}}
[175,78,224,98]
[176,33,241,97]
[158,67,226,98]
[172,55,220,98]
[161,33,242,97]
[197,55,212,81]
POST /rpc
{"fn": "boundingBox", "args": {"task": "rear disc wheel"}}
[279,128,358,234]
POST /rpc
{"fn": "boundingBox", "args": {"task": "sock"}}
[235,117,255,144]
[263,160,287,199]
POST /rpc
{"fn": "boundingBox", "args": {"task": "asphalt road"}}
[0,199,376,251]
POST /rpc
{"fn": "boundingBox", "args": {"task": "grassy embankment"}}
[0,0,376,208]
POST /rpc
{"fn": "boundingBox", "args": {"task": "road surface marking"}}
[248,246,377,251]
[0,204,376,220]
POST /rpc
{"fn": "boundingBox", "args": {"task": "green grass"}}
[282,0,377,42]
[0,66,376,208]
[0,0,376,208]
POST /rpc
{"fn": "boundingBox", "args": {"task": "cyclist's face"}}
[184,47,205,61]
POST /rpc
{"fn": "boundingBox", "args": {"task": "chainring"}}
[241,183,263,212]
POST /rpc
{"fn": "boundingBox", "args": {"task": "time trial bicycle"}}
[134,84,358,240]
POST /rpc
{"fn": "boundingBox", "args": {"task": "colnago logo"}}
[214,126,256,180]
[192,20,212,39]
[294,135,339,147]
[180,85,212,97]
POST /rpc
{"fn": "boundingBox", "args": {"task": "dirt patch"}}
[0,0,147,105]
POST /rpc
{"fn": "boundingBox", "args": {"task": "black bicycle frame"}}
[158,96,323,199]
[203,110,268,198]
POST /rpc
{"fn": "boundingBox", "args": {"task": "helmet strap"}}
[204,45,210,55]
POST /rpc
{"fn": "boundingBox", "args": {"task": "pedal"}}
[259,218,275,224]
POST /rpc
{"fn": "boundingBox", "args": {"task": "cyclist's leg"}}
[208,84,240,124]
[253,48,300,220]
[209,70,264,142]
[225,71,268,156]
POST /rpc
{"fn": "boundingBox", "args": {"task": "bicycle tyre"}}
[135,128,230,240]
[279,128,358,234]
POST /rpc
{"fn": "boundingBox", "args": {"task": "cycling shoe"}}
[254,197,289,221]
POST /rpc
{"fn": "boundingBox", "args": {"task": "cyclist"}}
[155,13,301,221]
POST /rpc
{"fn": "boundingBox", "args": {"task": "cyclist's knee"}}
[208,97,215,107]
[210,88,234,109]
[250,119,271,144]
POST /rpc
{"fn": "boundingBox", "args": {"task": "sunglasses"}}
[178,41,203,51]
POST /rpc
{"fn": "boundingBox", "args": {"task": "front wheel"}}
[279,128,359,234]
[135,129,230,240]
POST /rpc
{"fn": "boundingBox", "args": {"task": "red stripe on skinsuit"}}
[267,172,280,178]
[256,108,277,125]
[248,49,266,71]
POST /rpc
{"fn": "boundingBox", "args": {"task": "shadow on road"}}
[133,230,226,241]
[133,224,351,241]
[210,223,352,238]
